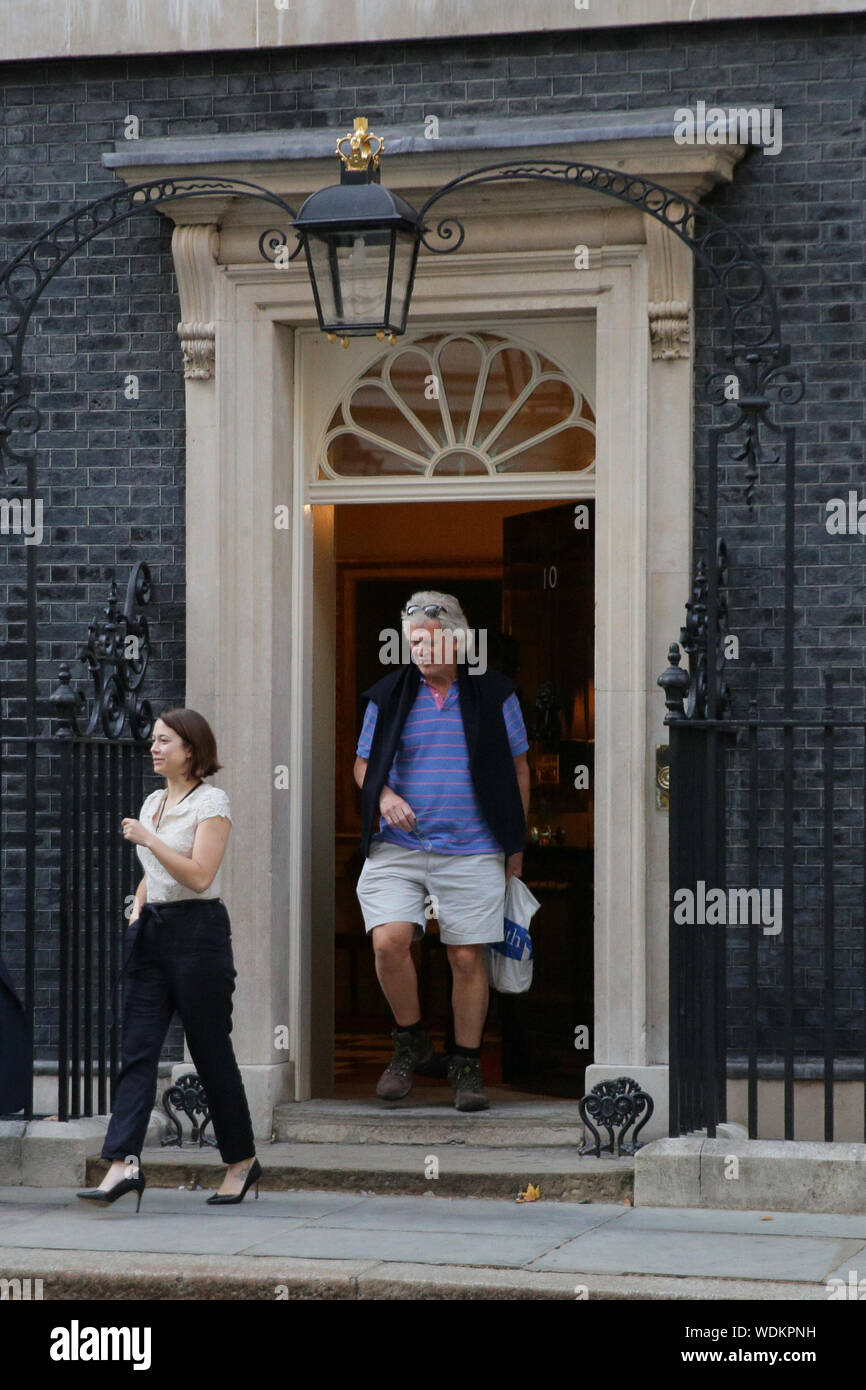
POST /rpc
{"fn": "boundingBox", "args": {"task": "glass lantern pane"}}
[307,230,392,330]
[385,230,420,333]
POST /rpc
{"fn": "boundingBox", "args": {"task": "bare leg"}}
[371,921,421,1025]
[98,1159,136,1192]
[100,1151,256,1199]
[447,943,489,1048]
[214,1157,258,1197]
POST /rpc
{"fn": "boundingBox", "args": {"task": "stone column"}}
[169,223,296,1136]
[583,216,693,1140]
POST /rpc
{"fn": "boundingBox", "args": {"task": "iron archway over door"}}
[0,160,807,1133]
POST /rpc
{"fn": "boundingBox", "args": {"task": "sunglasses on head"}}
[404,604,448,618]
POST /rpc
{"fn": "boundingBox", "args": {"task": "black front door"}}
[498,501,595,1097]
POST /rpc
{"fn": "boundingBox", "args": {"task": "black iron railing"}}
[663,638,866,1141]
[0,733,151,1118]
[0,562,156,1120]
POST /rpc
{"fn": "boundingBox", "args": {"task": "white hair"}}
[400,589,476,662]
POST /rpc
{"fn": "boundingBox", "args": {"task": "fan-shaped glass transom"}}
[320,332,596,479]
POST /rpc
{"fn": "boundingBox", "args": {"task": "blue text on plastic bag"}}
[490,916,533,961]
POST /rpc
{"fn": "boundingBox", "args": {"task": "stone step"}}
[86,1141,634,1203]
[271,1098,589,1148]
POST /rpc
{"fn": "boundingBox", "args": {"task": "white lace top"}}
[136,782,232,903]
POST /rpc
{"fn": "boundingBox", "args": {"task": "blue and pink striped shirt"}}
[356,679,529,855]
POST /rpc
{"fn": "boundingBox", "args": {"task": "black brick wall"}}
[1,13,864,1071]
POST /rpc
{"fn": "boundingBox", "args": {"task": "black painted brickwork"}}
[1,14,864,1068]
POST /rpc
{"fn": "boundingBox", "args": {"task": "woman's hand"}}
[121,817,153,849]
[505,852,523,883]
[379,786,416,832]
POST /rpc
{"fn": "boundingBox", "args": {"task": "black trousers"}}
[101,897,256,1165]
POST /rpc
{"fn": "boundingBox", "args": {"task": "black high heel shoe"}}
[76,1172,146,1213]
[205,1157,262,1205]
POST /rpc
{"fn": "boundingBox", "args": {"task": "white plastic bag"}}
[484,876,541,994]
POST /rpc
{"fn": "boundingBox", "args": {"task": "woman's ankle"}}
[102,1159,136,1181]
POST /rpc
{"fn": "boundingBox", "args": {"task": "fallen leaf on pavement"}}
[516,1182,541,1202]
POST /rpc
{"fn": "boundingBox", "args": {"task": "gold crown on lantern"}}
[336,116,384,172]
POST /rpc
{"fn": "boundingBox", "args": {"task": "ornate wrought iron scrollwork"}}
[416,160,804,504]
[658,539,731,723]
[705,351,804,505]
[258,226,304,264]
[578,1075,654,1157]
[50,560,155,740]
[417,160,783,360]
[1,160,804,502]
[160,1072,216,1148]
[0,176,298,474]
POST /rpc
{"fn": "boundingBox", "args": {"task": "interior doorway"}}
[331,497,595,1100]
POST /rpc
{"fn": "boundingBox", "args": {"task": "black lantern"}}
[292,118,425,346]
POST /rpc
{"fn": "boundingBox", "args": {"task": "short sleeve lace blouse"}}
[136,782,232,903]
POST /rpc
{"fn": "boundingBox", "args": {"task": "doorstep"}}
[272,1095,590,1146]
[86,1141,635,1203]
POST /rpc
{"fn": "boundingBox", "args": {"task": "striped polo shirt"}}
[356,679,529,855]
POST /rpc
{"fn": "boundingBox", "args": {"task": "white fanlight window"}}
[318,331,595,480]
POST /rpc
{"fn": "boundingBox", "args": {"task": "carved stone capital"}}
[648,299,690,360]
[171,224,220,380]
[644,214,692,362]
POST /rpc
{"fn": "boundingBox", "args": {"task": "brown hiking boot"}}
[376,1026,434,1100]
[446,1054,490,1112]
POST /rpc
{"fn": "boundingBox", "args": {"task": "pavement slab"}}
[529,1227,864,1281]
[305,1192,627,1236]
[0,1184,859,1299]
[615,1205,866,1239]
[241,1225,558,1266]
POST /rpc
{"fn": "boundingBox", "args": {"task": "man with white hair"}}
[353,591,530,1111]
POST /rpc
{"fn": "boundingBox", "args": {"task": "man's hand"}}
[379,785,417,832]
[505,852,523,883]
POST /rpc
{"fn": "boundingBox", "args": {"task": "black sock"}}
[451,1042,481,1059]
[398,1018,425,1035]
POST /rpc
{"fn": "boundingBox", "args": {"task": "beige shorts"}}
[356,839,506,945]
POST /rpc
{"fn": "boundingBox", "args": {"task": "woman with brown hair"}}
[77,708,261,1210]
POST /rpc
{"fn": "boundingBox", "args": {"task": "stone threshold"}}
[272,1097,591,1148]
